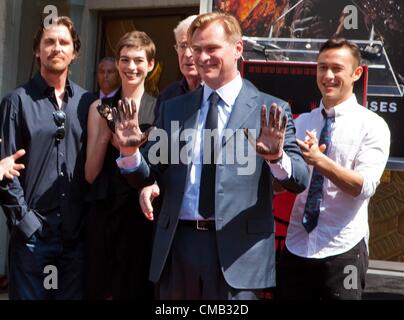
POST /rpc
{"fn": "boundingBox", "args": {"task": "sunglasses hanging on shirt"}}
[53,110,66,141]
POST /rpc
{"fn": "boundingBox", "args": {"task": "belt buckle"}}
[196,220,209,231]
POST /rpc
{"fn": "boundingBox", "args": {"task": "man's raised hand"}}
[244,103,287,162]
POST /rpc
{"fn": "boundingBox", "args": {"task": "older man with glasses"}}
[141,15,203,217]
[0,16,95,300]
[155,15,202,113]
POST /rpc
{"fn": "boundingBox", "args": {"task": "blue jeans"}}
[8,223,84,300]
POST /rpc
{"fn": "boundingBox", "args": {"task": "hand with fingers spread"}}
[112,97,154,156]
[0,149,26,181]
[244,103,288,162]
[296,130,327,166]
[139,184,160,221]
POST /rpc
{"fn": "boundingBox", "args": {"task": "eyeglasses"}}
[53,110,66,141]
[174,42,190,53]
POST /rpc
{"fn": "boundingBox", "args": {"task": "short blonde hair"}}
[188,12,242,44]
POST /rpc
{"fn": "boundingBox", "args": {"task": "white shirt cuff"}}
[116,151,141,173]
[266,151,292,180]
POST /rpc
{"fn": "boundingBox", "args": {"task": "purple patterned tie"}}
[302,109,335,233]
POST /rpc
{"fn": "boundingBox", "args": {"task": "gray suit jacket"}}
[125,79,309,289]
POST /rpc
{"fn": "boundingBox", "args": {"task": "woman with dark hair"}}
[85,31,156,300]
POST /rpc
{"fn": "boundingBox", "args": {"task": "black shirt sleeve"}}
[0,93,42,239]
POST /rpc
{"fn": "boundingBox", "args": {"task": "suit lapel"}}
[223,80,258,146]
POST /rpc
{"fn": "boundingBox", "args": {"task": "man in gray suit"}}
[113,12,309,300]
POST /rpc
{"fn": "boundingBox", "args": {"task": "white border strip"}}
[367,269,404,278]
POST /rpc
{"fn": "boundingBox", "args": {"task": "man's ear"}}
[234,39,243,60]
[148,58,155,72]
[352,65,363,82]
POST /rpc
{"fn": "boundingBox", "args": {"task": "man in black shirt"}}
[0,16,95,299]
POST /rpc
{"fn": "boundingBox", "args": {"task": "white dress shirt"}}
[99,88,119,100]
[286,95,390,258]
[117,74,292,220]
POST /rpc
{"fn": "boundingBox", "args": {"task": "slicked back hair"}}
[33,16,80,68]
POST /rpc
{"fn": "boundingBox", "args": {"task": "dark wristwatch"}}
[269,154,283,164]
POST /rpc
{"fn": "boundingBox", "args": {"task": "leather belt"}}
[179,220,215,231]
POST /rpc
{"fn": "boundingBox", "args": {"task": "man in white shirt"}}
[279,38,391,299]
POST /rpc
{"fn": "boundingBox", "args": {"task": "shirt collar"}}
[100,87,119,99]
[33,72,74,97]
[202,73,242,107]
[320,94,357,118]
[65,79,73,97]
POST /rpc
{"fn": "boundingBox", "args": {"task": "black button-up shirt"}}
[0,72,96,240]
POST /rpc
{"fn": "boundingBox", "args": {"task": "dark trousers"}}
[277,239,368,300]
[85,200,154,300]
[8,224,84,300]
[158,222,260,300]
[85,206,110,299]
